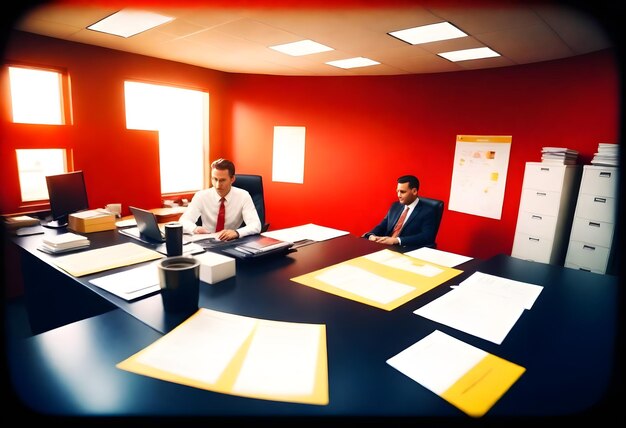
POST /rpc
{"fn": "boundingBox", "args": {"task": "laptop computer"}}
[120,206,191,246]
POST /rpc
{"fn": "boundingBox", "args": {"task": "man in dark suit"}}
[362,175,437,248]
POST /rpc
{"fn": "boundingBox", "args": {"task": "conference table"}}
[5,226,621,422]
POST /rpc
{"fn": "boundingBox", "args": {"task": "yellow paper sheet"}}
[52,242,163,277]
[117,308,328,405]
[291,249,463,310]
[442,353,526,417]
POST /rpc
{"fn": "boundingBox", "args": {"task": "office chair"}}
[233,174,270,233]
[417,196,444,249]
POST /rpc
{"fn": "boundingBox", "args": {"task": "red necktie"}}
[391,206,409,238]
[215,197,225,232]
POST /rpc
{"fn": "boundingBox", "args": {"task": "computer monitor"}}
[43,170,89,228]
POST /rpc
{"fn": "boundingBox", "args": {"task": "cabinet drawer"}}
[522,164,565,191]
[580,166,618,196]
[564,261,606,275]
[574,193,616,223]
[511,233,553,263]
[570,217,615,247]
[515,211,557,238]
[519,188,562,216]
[565,240,610,273]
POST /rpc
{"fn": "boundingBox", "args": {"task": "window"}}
[124,81,208,194]
[16,149,67,202]
[8,66,65,125]
[8,65,70,203]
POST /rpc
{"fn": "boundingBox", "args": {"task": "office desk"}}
[6,231,621,421]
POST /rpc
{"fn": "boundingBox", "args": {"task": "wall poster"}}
[272,126,306,184]
[448,135,512,220]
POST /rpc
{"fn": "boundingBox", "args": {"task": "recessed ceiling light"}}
[87,9,174,38]
[269,40,334,56]
[438,47,501,62]
[325,57,380,69]
[388,22,467,45]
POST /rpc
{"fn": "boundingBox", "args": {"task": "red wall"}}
[1,31,620,264]
[225,51,620,259]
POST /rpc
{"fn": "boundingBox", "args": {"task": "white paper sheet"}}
[363,249,444,277]
[233,321,321,396]
[387,330,487,394]
[262,223,349,243]
[414,271,543,344]
[315,264,414,304]
[89,262,160,301]
[404,247,473,268]
[135,309,257,384]
[456,271,543,310]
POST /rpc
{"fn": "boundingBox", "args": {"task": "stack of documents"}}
[540,147,578,164]
[591,142,619,166]
[40,232,90,254]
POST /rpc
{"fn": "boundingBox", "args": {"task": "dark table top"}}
[6,229,622,423]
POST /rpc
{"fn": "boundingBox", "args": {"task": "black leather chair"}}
[233,174,269,232]
[417,196,444,249]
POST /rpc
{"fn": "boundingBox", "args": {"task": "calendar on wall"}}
[448,135,512,220]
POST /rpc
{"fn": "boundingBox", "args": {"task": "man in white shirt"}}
[179,158,261,241]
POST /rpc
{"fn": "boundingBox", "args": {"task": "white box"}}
[195,252,235,284]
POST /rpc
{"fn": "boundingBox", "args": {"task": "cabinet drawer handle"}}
[536,192,547,197]
[588,221,601,228]
[582,244,596,251]
[528,237,540,242]
[579,267,591,272]
[599,171,612,178]
[531,215,542,220]
[594,197,607,203]
[540,167,550,172]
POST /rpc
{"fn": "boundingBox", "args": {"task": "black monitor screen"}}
[44,171,89,228]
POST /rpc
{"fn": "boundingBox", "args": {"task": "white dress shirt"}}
[179,186,261,237]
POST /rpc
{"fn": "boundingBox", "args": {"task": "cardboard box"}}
[68,209,116,233]
[195,251,236,284]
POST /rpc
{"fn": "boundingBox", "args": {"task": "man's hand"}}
[368,235,398,245]
[216,229,239,241]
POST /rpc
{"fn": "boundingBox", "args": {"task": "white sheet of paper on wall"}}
[272,126,306,184]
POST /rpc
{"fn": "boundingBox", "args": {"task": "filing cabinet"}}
[564,165,618,274]
[511,162,581,265]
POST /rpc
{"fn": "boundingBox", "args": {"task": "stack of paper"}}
[540,147,578,165]
[41,232,90,254]
[591,142,619,166]
[3,215,40,229]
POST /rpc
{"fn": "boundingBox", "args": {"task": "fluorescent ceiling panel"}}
[438,47,501,62]
[325,57,380,69]
[87,9,174,38]
[269,39,334,56]
[388,22,467,45]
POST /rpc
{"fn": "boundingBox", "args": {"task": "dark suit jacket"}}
[363,200,437,248]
